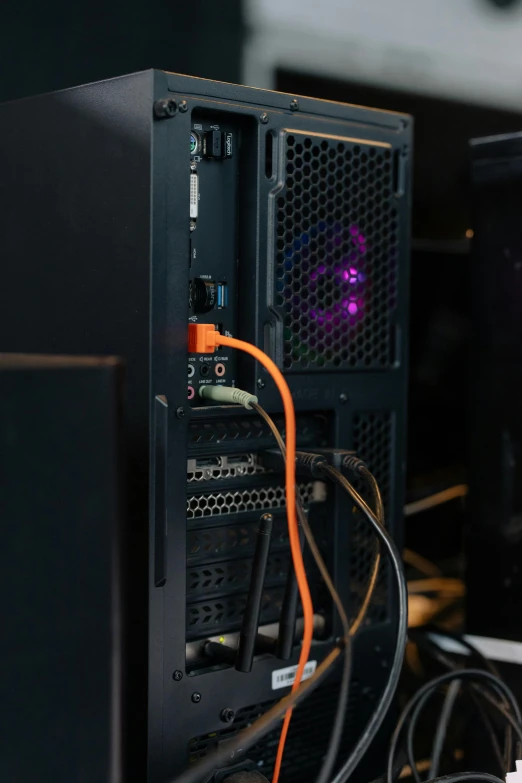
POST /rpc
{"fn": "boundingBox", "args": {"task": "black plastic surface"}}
[0,355,123,783]
[467,132,522,641]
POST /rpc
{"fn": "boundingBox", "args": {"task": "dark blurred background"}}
[0,1,244,102]
[5,0,522,567]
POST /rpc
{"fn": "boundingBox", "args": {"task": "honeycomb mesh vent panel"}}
[188,680,363,782]
[276,133,398,371]
[350,411,393,625]
[187,481,322,520]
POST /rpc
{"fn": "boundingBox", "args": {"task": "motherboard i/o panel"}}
[188,113,239,399]
[0,71,411,782]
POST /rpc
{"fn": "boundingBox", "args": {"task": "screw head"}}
[339,393,348,404]
[220,708,235,724]
[173,670,183,681]
[257,379,266,389]
[179,100,188,113]
[260,112,269,124]
[176,406,185,418]
[191,692,202,704]
[290,99,299,111]
[154,98,178,119]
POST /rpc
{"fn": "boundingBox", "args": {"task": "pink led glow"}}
[295,223,367,338]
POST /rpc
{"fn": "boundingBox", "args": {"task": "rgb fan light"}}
[280,220,368,366]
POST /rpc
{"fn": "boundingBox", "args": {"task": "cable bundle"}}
[181,327,522,783]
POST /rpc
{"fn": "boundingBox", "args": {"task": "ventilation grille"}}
[350,411,393,625]
[187,552,290,598]
[187,517,290,564]
[188,412,328,451]
[189,680,363,782]
[186,586,285,639]
[187,482,324,520]
[276,133,398,371]
[186,477,327,640]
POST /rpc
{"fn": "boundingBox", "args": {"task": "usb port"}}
[217,282,228,309]
[190,171,198,220]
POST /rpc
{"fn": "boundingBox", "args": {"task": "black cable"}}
[321,465,409,783]
[504,720,514,779]
[295,498,352,783]
[409,631,514,721]
[359,466,385,523]
[412,629,515,772]
[472,695,507,777]
[349,465,384,636]
[422,774,504,783]
[423,629,502,679]
[405,679,461,783]
[429,679,461,779]
[386,669,522,783]
[170,403,353,783]
[405,683,522,779]
[170,646,343,783]
[251,402,353,783]
[255,407,399,782]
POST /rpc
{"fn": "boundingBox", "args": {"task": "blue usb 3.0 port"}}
[217,282,228,309]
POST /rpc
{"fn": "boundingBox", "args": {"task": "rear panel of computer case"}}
[152,72,412,783]
[0,69,411,783]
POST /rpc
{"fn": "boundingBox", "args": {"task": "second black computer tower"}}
[0,71,412,782]
[467,132,522,641]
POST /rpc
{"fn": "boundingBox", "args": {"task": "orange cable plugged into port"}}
[188,323,314,783]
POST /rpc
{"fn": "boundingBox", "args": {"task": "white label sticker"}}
[271,660,317,690]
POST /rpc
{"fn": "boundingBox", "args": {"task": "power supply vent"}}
[276,133,399,371]
[350,411,393,625]
[188,680,363,782]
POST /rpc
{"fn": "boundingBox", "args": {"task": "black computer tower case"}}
[467,132,522,640]
[0,71,412,782]
[0,354,124,783]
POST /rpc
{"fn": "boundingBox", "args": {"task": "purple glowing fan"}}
[308,223,366,325]
[281,220,368,364]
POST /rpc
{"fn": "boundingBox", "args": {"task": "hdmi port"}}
[226,454,253,466]
[195,456,222,468]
